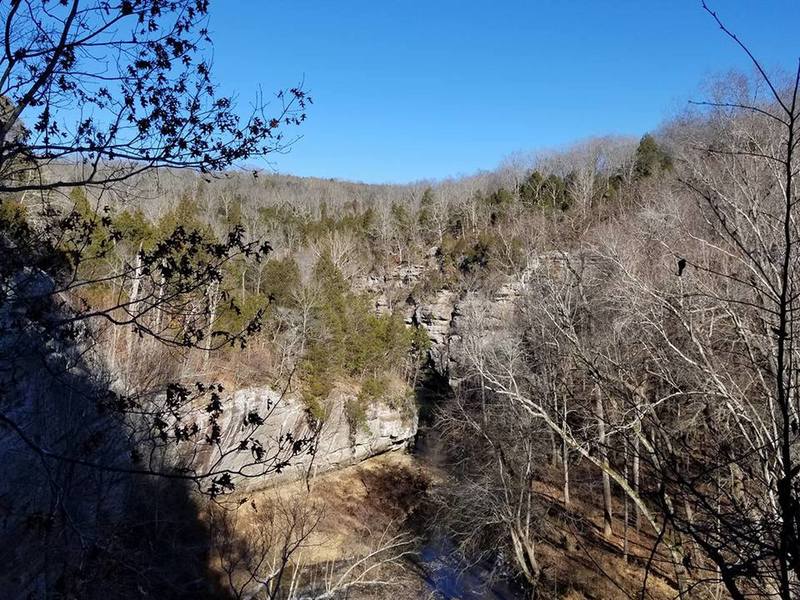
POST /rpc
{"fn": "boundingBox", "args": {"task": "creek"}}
[407,366,527,599]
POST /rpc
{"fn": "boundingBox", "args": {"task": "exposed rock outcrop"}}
[395,253,591,382]
[355,259,528,379]
[410,289,457,373]
[188,387,418,492]
[264,253,575,490]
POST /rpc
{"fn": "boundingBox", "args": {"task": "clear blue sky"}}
[208,1,800,184]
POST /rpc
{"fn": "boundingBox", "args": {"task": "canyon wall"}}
[191,386,418,492]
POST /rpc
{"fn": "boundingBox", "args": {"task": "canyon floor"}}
[208,444,680,600]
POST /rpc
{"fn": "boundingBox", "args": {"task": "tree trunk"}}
[152,265,165,343]
[623,437,630,562]
[126,244,143,361]
[595,386,613,537]
[562,397,570,507]
[510,526,540,600]
[633,423,641,533]
[205,280,220,366]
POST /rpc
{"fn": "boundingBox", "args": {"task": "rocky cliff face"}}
[368,268,529,379]
[0,270,136,597]
[410,289,458,373]
[203,255,559,492]
[361,254,576,384]
[188,386,418,492]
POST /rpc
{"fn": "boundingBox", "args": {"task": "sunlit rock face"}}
[388,252,593,384]
[411,289,458,373]
[354,255,533,379]
[408,278,528,382]
[187,386,418,492]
